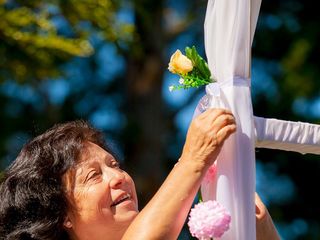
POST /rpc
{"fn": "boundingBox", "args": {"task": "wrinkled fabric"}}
[195,0,320,239]
[194,0,261,239]
[255,117,320,155]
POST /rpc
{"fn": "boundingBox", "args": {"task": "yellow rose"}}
[168,50,193,75]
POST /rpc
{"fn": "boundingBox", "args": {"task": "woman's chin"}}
[104,203,139,223]
[112,210,139,228]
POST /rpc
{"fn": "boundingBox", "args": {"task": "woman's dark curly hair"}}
[0,120,109,240]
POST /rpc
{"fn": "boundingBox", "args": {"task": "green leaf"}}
[185,45,211,81]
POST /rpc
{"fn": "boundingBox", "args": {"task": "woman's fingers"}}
[214,113,236,143]
[200,108,233,122]
[181,108,236,166]
[192,108,236,145]
[193,109,234,133]
[212,113,236,133]
[255,193,281,240]
[216,123,236,144]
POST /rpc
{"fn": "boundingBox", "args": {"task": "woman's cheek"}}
[74,182,102,210]
[73,187,89,210]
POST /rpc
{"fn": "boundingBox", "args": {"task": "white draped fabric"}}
[255,117,320,155]
[193,0,261,239]
[192,0,320,239]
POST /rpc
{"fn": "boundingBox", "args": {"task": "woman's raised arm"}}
[122,109,236,239]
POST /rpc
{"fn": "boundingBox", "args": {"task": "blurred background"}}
[0,0,319,239]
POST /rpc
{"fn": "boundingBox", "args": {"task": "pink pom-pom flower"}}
[188,200,231,239]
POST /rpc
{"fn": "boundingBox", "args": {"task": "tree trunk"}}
[123,0,167,207]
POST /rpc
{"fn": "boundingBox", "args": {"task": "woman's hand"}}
[180,108,236,168]
[255,193,281,240]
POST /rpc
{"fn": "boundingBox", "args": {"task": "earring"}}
[64,220,72,228]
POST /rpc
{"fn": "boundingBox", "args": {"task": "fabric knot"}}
[206,82,221,97]
[205,77,250,97]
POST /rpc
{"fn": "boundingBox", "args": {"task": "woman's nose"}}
[108,169,125,188]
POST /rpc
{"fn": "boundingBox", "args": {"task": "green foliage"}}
[282,38,317,98]
[58,0,134,42]
[185,46,211,80]
[0,0,134,82]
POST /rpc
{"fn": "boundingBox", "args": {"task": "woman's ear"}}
[63,216,73,229]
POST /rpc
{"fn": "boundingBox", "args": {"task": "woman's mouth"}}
[111,193,131,207]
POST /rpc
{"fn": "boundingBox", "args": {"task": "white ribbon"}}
[196,77,250,111]
[206,76,250,97]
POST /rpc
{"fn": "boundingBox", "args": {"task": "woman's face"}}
[64,142,138,240]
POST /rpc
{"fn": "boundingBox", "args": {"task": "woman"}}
[0,109,279,239]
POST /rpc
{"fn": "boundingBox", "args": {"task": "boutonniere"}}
[168,46,214,91]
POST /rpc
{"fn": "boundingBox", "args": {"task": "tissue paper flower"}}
[188,200,231,239]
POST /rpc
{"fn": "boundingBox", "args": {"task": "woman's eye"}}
[86,171,100,181]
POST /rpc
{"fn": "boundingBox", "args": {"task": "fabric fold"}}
[254,117,320,155]
[196,0,261,239]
